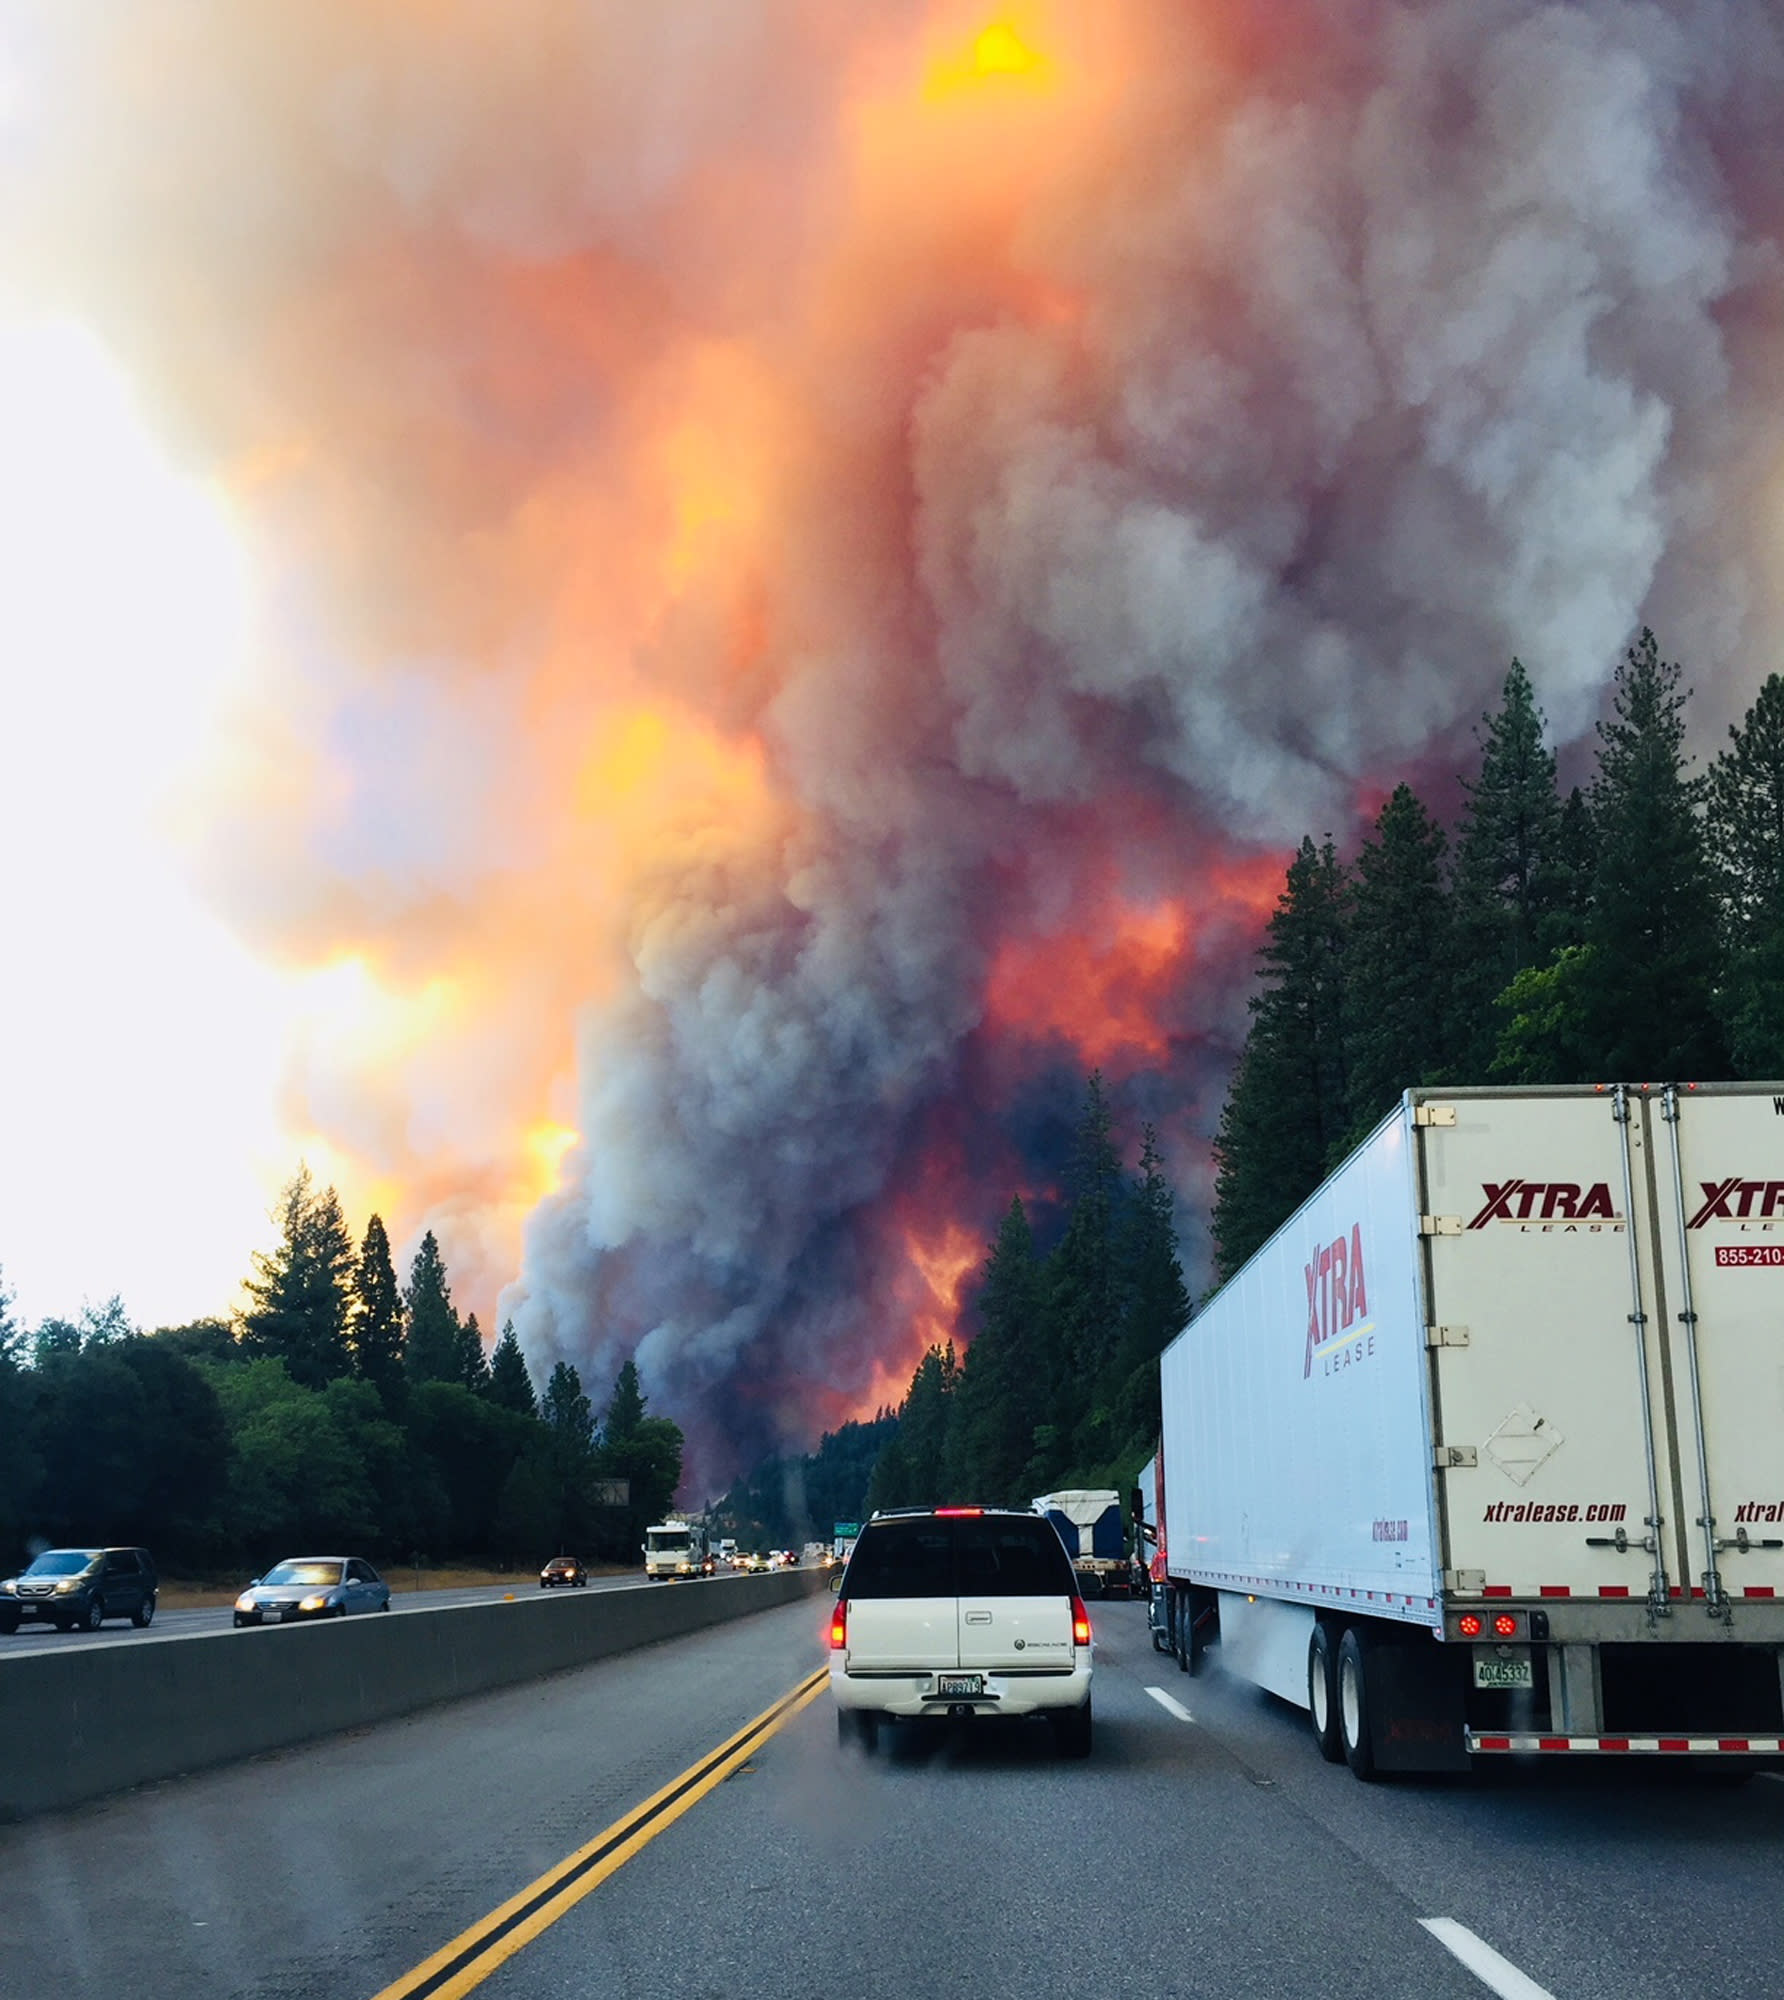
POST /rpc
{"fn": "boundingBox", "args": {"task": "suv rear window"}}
[846,1517,1075,1599]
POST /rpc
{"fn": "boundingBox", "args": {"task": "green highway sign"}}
[833,1522,860,1539]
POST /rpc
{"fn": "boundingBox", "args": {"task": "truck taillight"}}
[829,1598,847,1650]
[1492,1612,1519,1639]
[1071,1595,1092,1647]
[1458,1613,1484,1637]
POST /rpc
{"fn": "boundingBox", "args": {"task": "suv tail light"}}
[829,1597,847,1650]
[1071,1595,1092,1647]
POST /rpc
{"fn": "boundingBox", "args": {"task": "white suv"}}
[828,1507,1094,1756]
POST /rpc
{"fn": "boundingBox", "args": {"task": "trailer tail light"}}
[1071,1595,1092,1647]
[1492,1612,1519,1639]
[829,1598,847,1650]
[1458,1613,1484,1637]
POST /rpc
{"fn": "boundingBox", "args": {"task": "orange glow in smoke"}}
[984,853,1288,1068]
[985,898,1189,1064]
[524,1121,579,1197]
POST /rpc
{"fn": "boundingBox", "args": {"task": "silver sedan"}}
[233,1557,391,1626]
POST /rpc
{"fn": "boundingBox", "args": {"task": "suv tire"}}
[82,1598,105,1632]
[1053,1699,1093,1759]
[131,1594,156,1629]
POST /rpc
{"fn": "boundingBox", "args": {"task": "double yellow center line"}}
[372,1666,829,2000]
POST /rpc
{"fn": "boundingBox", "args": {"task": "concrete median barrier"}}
[0,1567,830,1821]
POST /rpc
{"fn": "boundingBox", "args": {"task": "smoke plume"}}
[9,1,1784,1483]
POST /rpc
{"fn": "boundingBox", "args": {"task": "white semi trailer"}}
[1159,1083,1784,1776]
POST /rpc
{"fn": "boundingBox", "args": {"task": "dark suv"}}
[0,1548,159,1633]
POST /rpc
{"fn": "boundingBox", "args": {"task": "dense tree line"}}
[1212,641,1784,1277]
[0,1180,682,1577]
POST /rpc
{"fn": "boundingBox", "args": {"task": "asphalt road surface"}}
[9,1598,1782,2000]
[0,1572,651,1657]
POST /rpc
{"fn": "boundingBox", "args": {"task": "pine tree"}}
[0,1263,21,1362]
[241,1167,355,1388]
[1707,673,1784,1073]
[1543,787,1598,950]
[458,1311,492,1396]
[349,1214,405,1411]
[540,1359,596,1545]
[1048,1072,1125,1412]
[403,1231,461,1385]
[602,1357,647,1446]
[1342,784,1453,1136]
[1583,630,1726,1079]
[866,1345,956,1510]
[1108,1124,1192,1444]
[945,1197,1047,1506]
[1210,836,1350,1279]
[487,1319,538,1418]
[1451,662,1563,1077]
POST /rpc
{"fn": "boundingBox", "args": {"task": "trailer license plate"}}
[938,1674,982,1698]
[1473,1652,1532,1690]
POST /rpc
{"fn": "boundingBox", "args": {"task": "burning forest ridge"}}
[8,2,1784,1488]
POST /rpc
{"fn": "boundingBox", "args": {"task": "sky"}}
[2,1,1783,1483]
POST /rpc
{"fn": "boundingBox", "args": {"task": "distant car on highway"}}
[539,1556,588,1588]
[0,1547,158,1633]
[233,1557,390,1626]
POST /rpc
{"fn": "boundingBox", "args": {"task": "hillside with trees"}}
[0,1189,682,1577]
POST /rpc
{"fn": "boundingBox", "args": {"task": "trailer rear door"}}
[1647,1085,1784,1613]
[1422,1090,1679,1605]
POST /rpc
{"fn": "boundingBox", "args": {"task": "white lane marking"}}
[1145,1686,1195,1724]
[1419,1919,1555,2000]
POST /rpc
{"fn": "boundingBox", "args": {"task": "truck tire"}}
[1308,1624,1344,1763]
[1336,1627,1378,1781]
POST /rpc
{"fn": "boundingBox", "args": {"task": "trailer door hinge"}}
[1443,1569,1486,1594]
[1426,1323,1471,1349]
[1420,1214,1463,1236]
[1414,1104,1457,1127]
[1433,1444,1478,1470]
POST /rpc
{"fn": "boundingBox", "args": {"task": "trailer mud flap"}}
[1367,1643,1471,1774]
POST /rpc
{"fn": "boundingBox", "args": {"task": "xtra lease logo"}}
[1467,1180,1620,1229]
[1686,1179,1784,1227]
[1304,1224,1371,1380]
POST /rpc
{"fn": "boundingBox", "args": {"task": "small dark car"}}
[539,1556,588,1588]
[0,1548,158,1633]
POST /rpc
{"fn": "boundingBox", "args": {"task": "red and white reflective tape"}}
[1471,1584,1778,1600]
[1468,1731,1784,1755]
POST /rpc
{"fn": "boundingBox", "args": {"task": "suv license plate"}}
[1472,1653,1533,1690]
[937,1674,983,1698]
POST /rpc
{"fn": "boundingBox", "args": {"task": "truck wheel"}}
[1336,1627,1378,1781]
[1308,1624,1344,1763]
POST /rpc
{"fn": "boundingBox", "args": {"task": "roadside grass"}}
[158,1561,636,1611]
